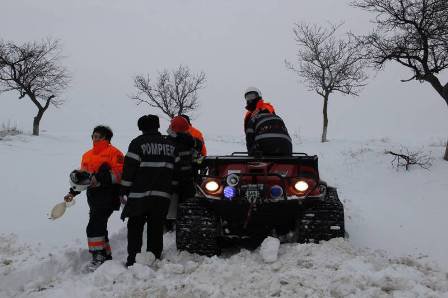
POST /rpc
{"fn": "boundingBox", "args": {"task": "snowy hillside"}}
[1,133,448,297]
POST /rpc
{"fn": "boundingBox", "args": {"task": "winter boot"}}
[164,219,175,232]
[125,254,136,267]
[87,250,107,271]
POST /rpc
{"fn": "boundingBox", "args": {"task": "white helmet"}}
[69,170,91,192]
[244,87,262,100]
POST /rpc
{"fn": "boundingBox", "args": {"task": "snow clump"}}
[260,236,280,263]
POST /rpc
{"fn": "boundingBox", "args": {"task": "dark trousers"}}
[127,197,170,260]
[86,207,114,255]
[178,182,196,202]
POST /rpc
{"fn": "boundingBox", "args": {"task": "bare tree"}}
[352,0,448,160]
[286,23,368,142]
[132,65,206,119]
[0,38,70,136]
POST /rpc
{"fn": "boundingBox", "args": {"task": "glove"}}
[92,163,112,186]
[120,195,128,205]
[64,193,75,202]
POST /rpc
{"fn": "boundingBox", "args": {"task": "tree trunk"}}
[33,109,45,136]
[444,140,448,161]
[30,94,52,136]
[422,75,448,161]
[321,96,329,143]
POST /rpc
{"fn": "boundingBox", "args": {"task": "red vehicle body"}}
[176,153,345,256]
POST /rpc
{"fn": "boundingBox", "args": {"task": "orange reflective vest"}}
[80,140,124,183]
[244,99,276,130]
[188,125,207,156]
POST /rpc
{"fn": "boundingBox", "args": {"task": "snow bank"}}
[1,231,448,298]
[1,134,448,297]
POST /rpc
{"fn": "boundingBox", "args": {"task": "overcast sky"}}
[1,0,447,142]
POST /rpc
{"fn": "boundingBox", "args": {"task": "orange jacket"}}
[244,99,275,130]
[80,140,124,183]
[188,125,207,156]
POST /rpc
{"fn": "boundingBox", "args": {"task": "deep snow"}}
[1,133,448,297]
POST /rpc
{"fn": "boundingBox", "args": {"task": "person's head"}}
[179,114,191,125]
[244,87,262,111]
[168,116,190,135]
[137,114,160,133]
[91,125,113,143]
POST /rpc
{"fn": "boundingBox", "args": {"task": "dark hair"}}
[137,114,160,132]
[179,114,191,125]
[92,125,113,141]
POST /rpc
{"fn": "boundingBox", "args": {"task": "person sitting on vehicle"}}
[243,87,292,156]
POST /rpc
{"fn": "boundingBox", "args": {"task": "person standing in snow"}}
[64,125,124,268]
[120,115,180,266]
[243,87,292,156]
[164,116,198,231]
[179,114,207,157]
[167,116,198,202]
[179,114,207,183]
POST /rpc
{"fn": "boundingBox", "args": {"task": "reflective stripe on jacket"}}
[245,110,292,156]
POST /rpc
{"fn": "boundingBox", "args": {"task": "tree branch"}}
[385,148,432,170]
[131,65,206,119]
[352,0,448,106]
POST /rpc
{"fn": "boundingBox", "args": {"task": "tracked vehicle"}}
[175,152,345,256]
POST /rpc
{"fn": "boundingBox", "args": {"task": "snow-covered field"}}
[1,133,448,297]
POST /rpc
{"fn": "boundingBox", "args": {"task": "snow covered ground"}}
[1,132,448,297]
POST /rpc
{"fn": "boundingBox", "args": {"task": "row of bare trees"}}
[0,38,206,136]
[1,0,447,160]
[287,0,448,160]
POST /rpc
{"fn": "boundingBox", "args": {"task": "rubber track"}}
[296,187,345,243]
[176,197,221,256]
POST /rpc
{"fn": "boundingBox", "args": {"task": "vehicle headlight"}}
[294,181,309,192]
[205,181,220,192]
